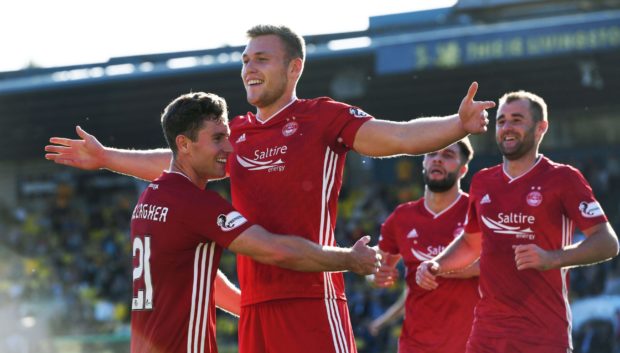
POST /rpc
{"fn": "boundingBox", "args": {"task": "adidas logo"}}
[480,194,491,204]
[406,228,419,239]
[236,133,246,143]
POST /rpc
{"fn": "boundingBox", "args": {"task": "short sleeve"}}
[464,178,481,234]
[190,191,254,248]
[378,210,400,255]
[319,99,373,153]
[560,167,608,233]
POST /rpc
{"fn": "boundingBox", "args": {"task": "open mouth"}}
[247,79,264,86]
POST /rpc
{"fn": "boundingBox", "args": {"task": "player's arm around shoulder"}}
[227,226,381,275]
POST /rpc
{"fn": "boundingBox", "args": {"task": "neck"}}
[170,159,207,190]
[256,93,297,123]
[424,184,461,214]
[503,151,540,179]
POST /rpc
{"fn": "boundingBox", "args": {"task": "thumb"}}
[76,125,90,139]
[357,235,371,246]
[429,262,440,275]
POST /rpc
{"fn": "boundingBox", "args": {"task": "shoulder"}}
[391,199,422,216]
[297,97,369,117]
[472,164,501,182]
[230,113,252,129]
[543,157,583,177]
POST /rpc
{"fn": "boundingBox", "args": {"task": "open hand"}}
[45,126,105,170]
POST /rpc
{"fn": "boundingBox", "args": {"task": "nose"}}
[223,139,234,153]
[242,59,256,76]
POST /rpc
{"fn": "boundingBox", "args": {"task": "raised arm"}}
[228,225,381,275]
[514,222,619,271]
[45,126,171,181]
[353,82,495,157]
[214,270,240,317]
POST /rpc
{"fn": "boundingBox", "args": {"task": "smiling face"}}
[241,34,301,113]
[495,98,546,161]
[182,120,232,181]
[422,143,466,193]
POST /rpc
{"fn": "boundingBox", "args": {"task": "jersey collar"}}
[255,97,298,125]
[502,154,544,184]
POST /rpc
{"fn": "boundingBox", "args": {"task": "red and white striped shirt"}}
[130,171,252,353]
[228,97,372,306]
[464,156,608,350]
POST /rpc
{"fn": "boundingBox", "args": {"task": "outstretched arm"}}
[45,126,172,181]
[214,270,240,317]
[514,222,619,271]
[353,82,495,157]
[228,226,381,275]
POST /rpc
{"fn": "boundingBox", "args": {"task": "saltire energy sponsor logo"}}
[579,201,604,218]
[216,211,247,231]
[236,145,287,172]
[236,155,285,171]
[481,213,536,240]
[411,245,445,262]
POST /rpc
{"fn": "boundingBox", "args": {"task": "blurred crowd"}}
[0,149,618,353]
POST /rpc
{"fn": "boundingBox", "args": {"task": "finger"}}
[76,125,90,139]
[419,277,438,290]
[52,158,78,167]
[358,235,371,245]
[49,137,75,147]
[480,101,496,109]
[465,81,479,101]
[429,262,440,275]
[44,145,72,154]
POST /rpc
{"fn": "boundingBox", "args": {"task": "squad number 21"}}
[132,236,153,310]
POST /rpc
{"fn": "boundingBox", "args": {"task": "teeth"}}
[247,79,263,85]
[216,158,227,163]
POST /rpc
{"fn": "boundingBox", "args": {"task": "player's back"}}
[130,172,224,353]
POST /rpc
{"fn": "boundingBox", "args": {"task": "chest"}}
[396,211,466,263]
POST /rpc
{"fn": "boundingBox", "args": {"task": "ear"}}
[458,163,469,179]
[536,120,549,140]
[176,135,190,154]
[289,57,303,77]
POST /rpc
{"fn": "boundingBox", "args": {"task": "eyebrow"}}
[496,112,525,120]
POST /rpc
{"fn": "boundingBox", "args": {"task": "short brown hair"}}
[456,136,474,165]
[499,90,548,122]
[247,24,306,63]
[161,92,228,155]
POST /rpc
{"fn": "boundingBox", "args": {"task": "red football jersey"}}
[130,172,252,353]
[464,156,608,349]
[228,97,372,305]
[379,193,479,353]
